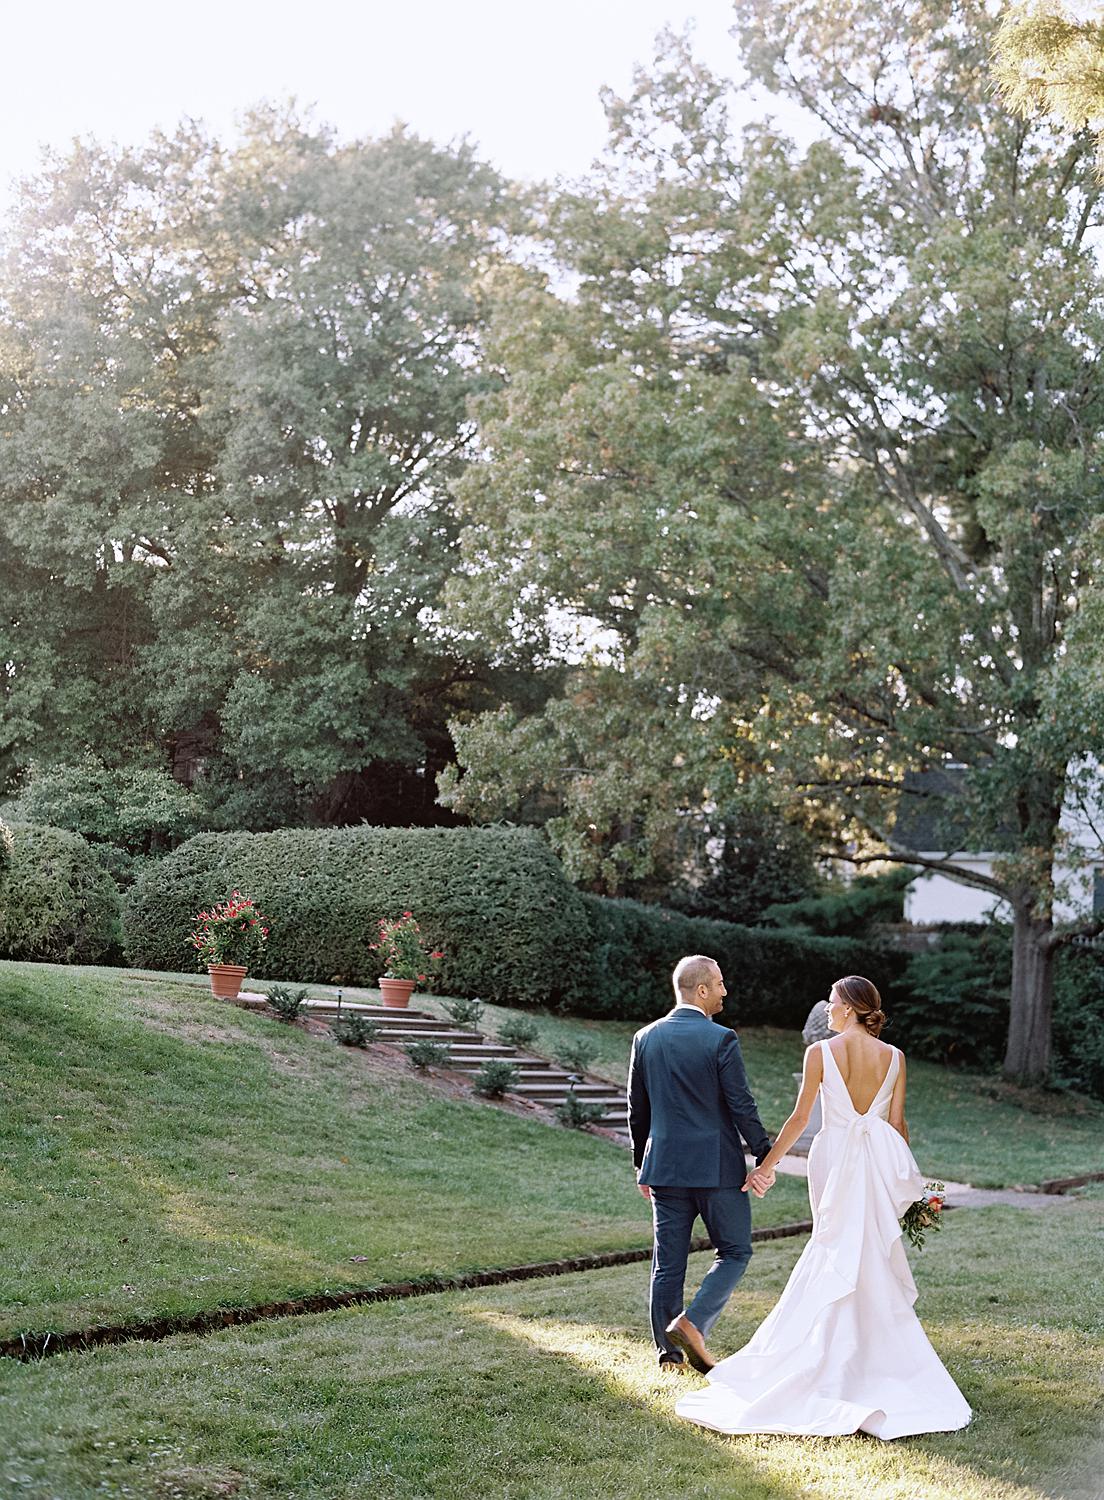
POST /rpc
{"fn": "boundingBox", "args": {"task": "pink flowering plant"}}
[190,891,270,969]
[369,911,443,982]
[900,1181,945,1249]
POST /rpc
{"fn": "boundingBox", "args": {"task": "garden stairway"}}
[238,993,629,1132]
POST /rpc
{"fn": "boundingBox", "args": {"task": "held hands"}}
[742,1164,776,1198]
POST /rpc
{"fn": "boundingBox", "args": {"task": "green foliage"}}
[673,808,823,924]
[0,819,11,916]
[12,757,205,858]
[123,826,587,1007]
[443,996,484,1029]
[439,8,1104,1079]
[897,929,1012,1067]
[556,1092,608,1130]
[1053,946,1104,1099]
[896,930,1104,1100]
[497,1014,541,1050]
[578,892,908,1027]
[764,872,913,937]
[0,115,507,826]
[331,1013,381,1048]
[555,1036,599,1074]
[264,985,309,1024]
[993,3,1104,172]
[0,824,120,965]
[472,1059,519,1097]
[405,1040,452,1070]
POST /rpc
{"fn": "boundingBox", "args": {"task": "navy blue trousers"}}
[649,1185,753,1362]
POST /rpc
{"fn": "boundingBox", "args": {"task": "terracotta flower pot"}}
[379,977,416,1008]
[208,963,249,1000]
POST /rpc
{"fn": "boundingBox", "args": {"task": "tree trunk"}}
[1002,905,1055,1083]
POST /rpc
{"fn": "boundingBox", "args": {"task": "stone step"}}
[305,1000,437,1020]
[512,1082,622,1100]
[430,1044,518,1060]
[367,1028,485,1045]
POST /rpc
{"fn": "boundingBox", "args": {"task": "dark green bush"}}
[122,826,587,1004]
[556,1036,598,1074]
[896,928,1011,1066]
[264,984,309,1023]
[406,1039,451,1069]
[443,996,484,1029]
[0,824,121,965]
[473,1058,519,1097]
[556,1092,607,1130]
[576,893,909,1027]
[763,871,913,936]
[1053,945,1104,1099]
[498,1014,541,1050]
[331,1014,380,1047]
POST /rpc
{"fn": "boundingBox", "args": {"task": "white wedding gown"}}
[675,1041,972,1439]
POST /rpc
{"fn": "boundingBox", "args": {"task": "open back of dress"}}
[675,1042,971,1439]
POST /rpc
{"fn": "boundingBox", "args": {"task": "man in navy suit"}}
[627,954,775,1372]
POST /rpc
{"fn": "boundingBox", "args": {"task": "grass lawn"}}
[427,999,1104,1190]
[0,962,812,1342]
[1,1197,1100,1499]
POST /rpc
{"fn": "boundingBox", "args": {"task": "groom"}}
[627,954,775,1373]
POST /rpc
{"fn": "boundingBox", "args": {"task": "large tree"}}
[443,5,1104,1082]
[0,112,508,825]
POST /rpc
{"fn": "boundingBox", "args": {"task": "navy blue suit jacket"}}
[627,1007,772,1188]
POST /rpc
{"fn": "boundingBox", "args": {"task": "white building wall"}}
[903,856,1097,924]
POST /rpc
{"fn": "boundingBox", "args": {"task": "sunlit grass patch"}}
[1,1202,1099,1499]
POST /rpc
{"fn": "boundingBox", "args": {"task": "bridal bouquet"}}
[901,1182,945,1249]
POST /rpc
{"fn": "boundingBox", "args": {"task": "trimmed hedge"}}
[576,894,910,1028]
[0,824,121,965]
[122,826,589,1006]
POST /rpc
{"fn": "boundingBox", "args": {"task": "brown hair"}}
[832,976,886,1038]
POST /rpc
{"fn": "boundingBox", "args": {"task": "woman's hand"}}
[742,1165,776,1197]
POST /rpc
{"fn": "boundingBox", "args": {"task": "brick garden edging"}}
[0,1219,814,1364]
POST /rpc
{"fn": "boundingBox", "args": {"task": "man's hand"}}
[638,1181,652,1200]
[741,1165,776,1198]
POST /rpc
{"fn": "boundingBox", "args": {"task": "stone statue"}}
[802,1000,832,1046]
[790,1000,830,1153]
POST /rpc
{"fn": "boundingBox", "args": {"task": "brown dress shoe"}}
[665,1314,715,1374]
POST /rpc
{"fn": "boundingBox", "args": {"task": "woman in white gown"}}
[675,975,971,1440]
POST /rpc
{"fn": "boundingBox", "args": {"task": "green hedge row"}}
[122,826,589,1006]
[0,824,121,965]
[122,825,905,1025]
[577,893,909,1027]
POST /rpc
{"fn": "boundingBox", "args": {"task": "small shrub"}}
[556,1092,607,1130]
[265,984,309,1023]
[472,1059,519,1097]
[497,1014,540,1050]
[556,1036,598,1074]
[406,1039,451,1069]
[332,1014,381,1048]
[443,996,484,1029]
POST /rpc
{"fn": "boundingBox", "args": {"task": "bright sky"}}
[3,0,751,204]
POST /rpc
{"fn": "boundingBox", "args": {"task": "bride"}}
[675,975,972,1440]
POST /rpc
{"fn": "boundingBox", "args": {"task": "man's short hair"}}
[673,954,718,999]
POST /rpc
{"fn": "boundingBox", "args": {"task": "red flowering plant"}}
[369,911,444,983]
[901,1181,946,1249]
[190,892,270,969]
